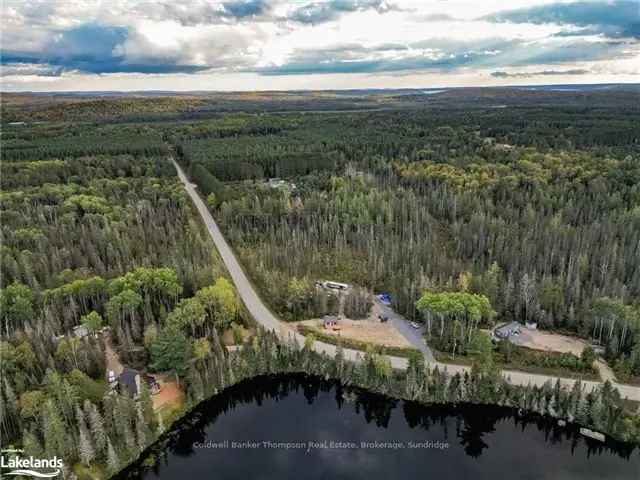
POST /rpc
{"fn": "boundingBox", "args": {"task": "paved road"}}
[377,300,435,362]
[174,159,640,401]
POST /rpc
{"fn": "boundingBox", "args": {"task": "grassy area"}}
[221,324,254,346]
[73,463,107,480]
[156,399,187,428]
[298,325,421,359]
[614,372,640,387]
[432,345,599,381]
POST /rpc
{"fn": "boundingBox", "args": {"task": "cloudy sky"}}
[1,0,639,91]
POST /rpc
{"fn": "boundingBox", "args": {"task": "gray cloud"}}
[223,0,269,18]
[124,0,272,26]
[491,69,590,78]
[255,36,633,76]
[0,22,245,75]
[289,0,394,24]
[0,0,637,81]
[0,62,63,77]
[417,13,457,22]
[484,0,640,39]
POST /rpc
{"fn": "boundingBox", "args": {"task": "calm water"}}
[119,375,639,480]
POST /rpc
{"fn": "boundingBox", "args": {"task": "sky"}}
[1,0,639,91]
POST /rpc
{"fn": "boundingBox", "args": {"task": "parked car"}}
[378,314,389,323]
[409,322,421,329]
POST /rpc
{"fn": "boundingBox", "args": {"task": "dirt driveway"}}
[104,332,124,376]
[511,329,587,356]
[151,374,185,411]
[296,317,411,348]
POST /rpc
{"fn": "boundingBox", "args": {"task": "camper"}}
[323,280,350,291]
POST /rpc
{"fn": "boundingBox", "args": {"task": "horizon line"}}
[2,81,639,95]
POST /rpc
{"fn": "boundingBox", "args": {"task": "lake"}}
[118,374,639,480]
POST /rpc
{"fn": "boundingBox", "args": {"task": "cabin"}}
[494,322,521,339]
[118,368,160,398]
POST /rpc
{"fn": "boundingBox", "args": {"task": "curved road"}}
[173,159,640,402]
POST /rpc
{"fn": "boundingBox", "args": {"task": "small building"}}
[108,370,118,388]
[322,280,350,291]
[580,427,605,442]
[494,143,515,151]
[494,322,521,339]
[323,315,341,331]
[267,178,286,189]
[73,325,89,338]
[118,368,160,398]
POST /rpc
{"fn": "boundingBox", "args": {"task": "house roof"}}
[495,322,521,334]
[119,367,140,396]
[73,324,89,337]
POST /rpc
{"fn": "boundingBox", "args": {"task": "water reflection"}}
[118,374,639,480]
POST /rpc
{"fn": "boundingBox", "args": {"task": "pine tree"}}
[138,381,157,434]
[78,424,96,466]
[135,406,152,452]
[85,400,107,458]
[42,400,71,460]
[22,428,44,459]
[189,368,205,403]
[106,437,120,474]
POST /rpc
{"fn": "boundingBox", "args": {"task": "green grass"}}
[432,345,599,381]
[73,462,107,480]
[613,372,640,386]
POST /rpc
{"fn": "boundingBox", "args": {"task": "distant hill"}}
[2,84,639,123]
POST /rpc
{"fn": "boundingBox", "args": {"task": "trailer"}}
[580,427,605,442]
[323,280,350,290]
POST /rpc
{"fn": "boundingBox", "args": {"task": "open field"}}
[510,329,587,356]
[152,374,185,411]
[294,317,411,349]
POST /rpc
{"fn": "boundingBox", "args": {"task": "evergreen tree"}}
[106,437,120,474]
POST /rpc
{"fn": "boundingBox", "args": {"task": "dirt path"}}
[104,332,124,376]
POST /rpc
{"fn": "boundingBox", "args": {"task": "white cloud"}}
[1,0,638,90]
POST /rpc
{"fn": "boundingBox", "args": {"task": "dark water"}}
[119,375,639,480]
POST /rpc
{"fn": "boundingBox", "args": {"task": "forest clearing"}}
[510,328,588,356]
[151,375,185,412]
[294,317,411,349]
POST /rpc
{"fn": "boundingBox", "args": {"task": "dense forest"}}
[1,92,639,477]
[173,107,640,380]
[0,120,244,478]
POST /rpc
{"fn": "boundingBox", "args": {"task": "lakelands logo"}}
[1,449,63,478]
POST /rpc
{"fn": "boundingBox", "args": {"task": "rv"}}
[323,281,350,291]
